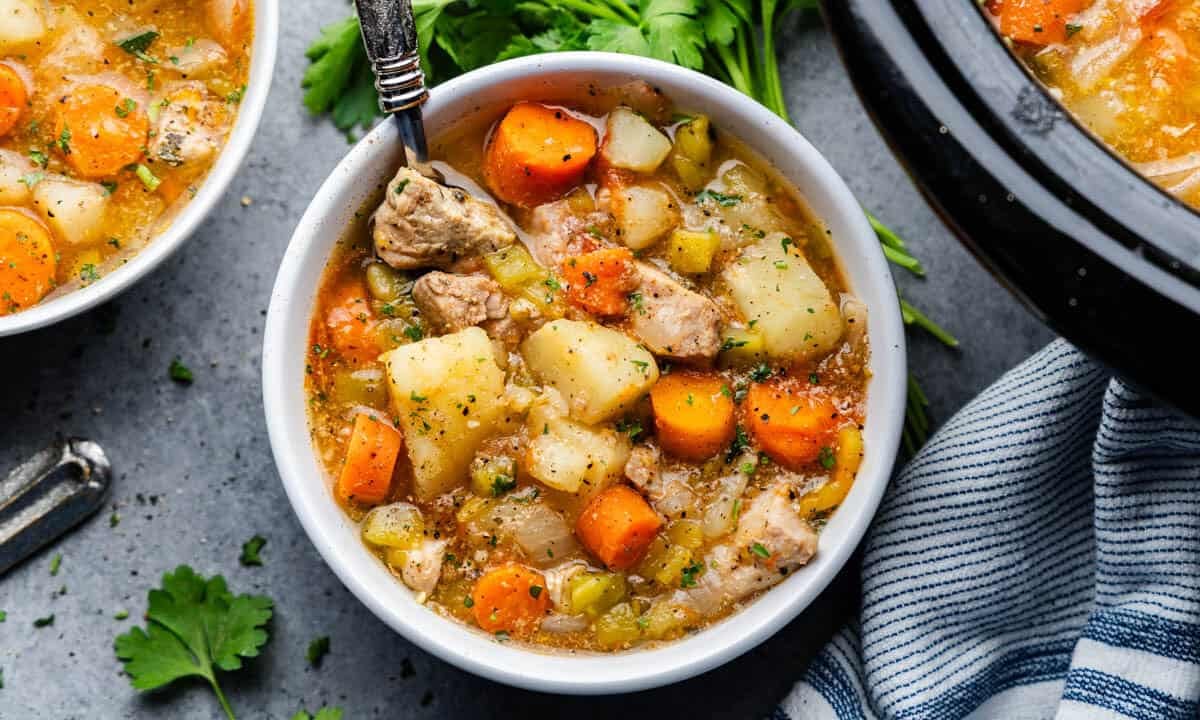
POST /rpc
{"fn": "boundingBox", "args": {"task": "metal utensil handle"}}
[356,0,429,114]
[0,438,111,576]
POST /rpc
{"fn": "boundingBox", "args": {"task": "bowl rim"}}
[263,51,906,694]
[0,0,281,338]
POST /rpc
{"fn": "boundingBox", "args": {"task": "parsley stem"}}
[209,676,236,720]
[883,244,926,277]
[596,0,640,24]
[556,0,625,23]
[713,43,753,98]
[759,0,789,122]
[900,298,960,349]
[867,210,908,250]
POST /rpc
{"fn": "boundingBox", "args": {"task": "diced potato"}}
[665,229,720,274]
[521,319,659,424]
[30,176,109,246]
[0,149,33,205]
[483,244,544,293]
[361,503,425,549]
[612,183,678,251]
[595,602,641,649]
[602,106,672,173]
[207,0,251,49]
[717,326,767,366]
[721,162,769,195]
[382,327,509,499]
[524,389,631,494]
[567,572,627,618]
[0,0,46,49]
[722,233,842,359]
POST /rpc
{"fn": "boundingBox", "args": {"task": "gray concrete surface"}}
[0,6,1054,719]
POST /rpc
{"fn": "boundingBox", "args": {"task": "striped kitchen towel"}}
[782,340,1200,720]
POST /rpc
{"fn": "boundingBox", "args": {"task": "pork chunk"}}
[734,484,818,570]
[373,168,515,270]
[151,82,230,168]
[412,272,509,334]
[398,538,447,597]
[628,263,722,363]
[525,199,614,267]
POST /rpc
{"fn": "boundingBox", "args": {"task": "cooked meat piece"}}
[525,199,614,267]
[398,538,447,597]
[628,263,722,363]
[412,271,508,334]
[673,482,817,614]
[151,82,230,168]
[624,445,661,491]
[374,168,515,269]
[734,483,818,568]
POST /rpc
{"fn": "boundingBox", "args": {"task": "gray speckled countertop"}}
[0,6,1054,719]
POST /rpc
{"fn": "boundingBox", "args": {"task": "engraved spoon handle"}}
[354,0,429,160]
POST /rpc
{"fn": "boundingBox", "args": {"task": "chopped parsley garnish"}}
[306,635,331,668]
[463,596,475,608]
[57,126,71,154]
[115,98,138,118]
[49,553,62,576]
[494,630,510,642]
[726,425,750,462]
[490,474,517,497]
[101,181,119,196]
[1065,23,1083,38]
[410,390,427,403]
[135,164,161,191]
[720,337,748,352]
[750,363,772,382]
[582,271,597,287]
[781,237,795,253]
[394,178,410,194]
[615,418,644,440]
[630,359,650,374]
[739,461,756,475]
[239,535,266,566]
[116,30,161,63]
[528,585,543,599]
[818,446,836,470]
[809,372,820,385]
[627,292,646,315]
[680,561,703,588]
[750,542,771,559]
[29,149,48,168]
[114,610,129,620]
[34,614,54,628]
[403,324,423,342]
[694,189,742,206]
[18,171,44,189]
[79,264,100,283]
[168,357,194,384]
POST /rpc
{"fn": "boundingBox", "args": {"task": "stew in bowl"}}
[265,53,904,691]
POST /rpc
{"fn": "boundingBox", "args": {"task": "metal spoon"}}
[355,0,430,163]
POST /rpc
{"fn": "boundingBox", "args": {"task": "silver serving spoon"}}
[355,0,430,163]
[0,438,111,576]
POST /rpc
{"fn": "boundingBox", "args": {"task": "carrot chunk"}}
[745,382,840,470]
[0,64,27,138]
[0,209,56,315]
[987,0,1088,46]
[54,83,149,178]
[471,564,551,635]
[650,372,736,461]
[335,413,403,506]
[561,247,635,316]
[576,485,663,570]
[484,102,597,207]
[324,279,380,364]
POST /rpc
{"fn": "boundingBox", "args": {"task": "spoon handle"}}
[355,0,429,159]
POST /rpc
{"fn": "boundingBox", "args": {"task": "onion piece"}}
[1134,152,1200,179]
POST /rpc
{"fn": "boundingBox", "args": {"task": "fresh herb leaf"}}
[403,324,423,342]
[725,425,750,462]
[239,535,266,567]
[34,614,54,628]
[292,708,344,720]
[490,474,517,497]
[114,566,273,720]
[49,553,62,576]
[168,357,193,384]
[615,417,644,441]
[679,560,703,588]
[750,542,771,558]
[29,149,48,168]
[818,445,835,470]
[749,363,772,382]
[306,635,331,668]
[694,188,742,206]
[135,164,161,191]
[117,30,161,63]
[18,171,44,189]
[528,585,543,599]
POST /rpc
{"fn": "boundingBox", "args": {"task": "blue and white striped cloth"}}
[783,340,1200,720]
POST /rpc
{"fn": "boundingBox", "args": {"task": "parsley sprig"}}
[114,566,273,720]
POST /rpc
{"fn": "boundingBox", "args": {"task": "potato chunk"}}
[521,319,659,424]
[524,389,631,495]
[382,327,509,499]
[722,233,842,359]
[0,0,46,50]
[601,107,672,173]
[30,176,109,246]
[611,184,678,251]
[0,149,33,205]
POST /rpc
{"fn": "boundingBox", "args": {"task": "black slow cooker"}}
[821,0,1200,417]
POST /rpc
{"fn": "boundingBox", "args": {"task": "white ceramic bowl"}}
[0,0,280,337]
[264,52,906,695]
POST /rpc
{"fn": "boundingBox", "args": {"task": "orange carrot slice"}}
[0,209,56,315]
[54,84,149,178]
[484,103,597,207]
[650,372,736,460]
[576,485,663,570]
[335,413,403,506]
[745,382,840,470]
[561,247,635,316]
[471,564,551,635]
[0,64,27,138]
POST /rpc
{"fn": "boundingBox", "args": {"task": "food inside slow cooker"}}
[0,0,254,315]
[988,0,1200,207]
[305,86,870,650]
